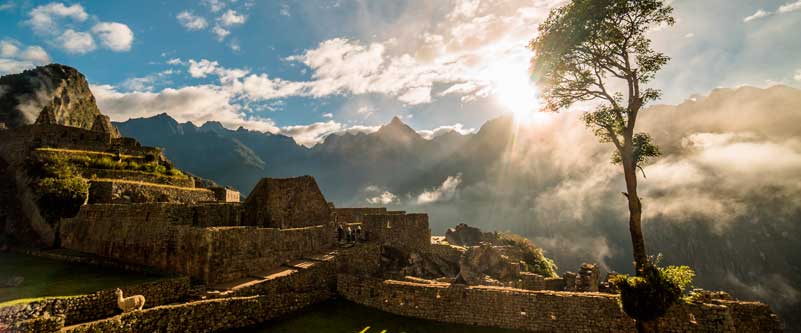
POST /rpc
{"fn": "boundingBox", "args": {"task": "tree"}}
[529,0,674,274]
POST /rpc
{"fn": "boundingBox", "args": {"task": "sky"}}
[1,0,800,146]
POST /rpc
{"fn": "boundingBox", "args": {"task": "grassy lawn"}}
[239,299,528,333]
[0,252,163,306]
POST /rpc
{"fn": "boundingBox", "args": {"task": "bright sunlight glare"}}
[487,57,550,124]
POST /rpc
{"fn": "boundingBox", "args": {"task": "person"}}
[355,225,363,242]
[346,226,353,243]
[336,224,344,243]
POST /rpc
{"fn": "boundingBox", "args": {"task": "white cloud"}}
[167,58,184,65]
[778,0,801,13]
[212,25,230,41]
[795,69,801,82]
[279,121,343,147]
[0,59,34,75]
[58,29,95,54]
[177,11,208,30]
[416,174,463,204]
[367,191,398,205]
[0,41,50,74]
[203,0,226,13]
[27,2,88,34]
[92,83,280,133]
[218,9,246,26]
[26,2,134,54]
[744,9,770,22]
[21,46,50,63]
[0,40,19,57]
[684,32,695,39]
[417,123,476,139]
[91,22,134,52]
[322,113,333,118]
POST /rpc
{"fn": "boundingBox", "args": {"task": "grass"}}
[236,299,528,333]
[33,148,186,179]
[0,252,163,306]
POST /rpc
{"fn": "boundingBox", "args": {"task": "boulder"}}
[445,223,494,246]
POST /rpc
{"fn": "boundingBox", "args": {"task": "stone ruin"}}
[243,176,331,228]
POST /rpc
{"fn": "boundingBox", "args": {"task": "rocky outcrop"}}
[445,223,494,246]
[457,243,520,286]
[0,64,102,130]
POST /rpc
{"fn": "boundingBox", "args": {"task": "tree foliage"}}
[611,262,695,322]
[529,0,673,169]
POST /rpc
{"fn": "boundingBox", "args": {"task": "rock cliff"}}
[0,64,102,130]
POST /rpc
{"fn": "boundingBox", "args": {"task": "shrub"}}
[498,232,558,277]
[35,176,89,223]
[611,263,694,322]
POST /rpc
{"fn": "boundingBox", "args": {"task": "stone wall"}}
[207,225,335,284]
[61,291,331,333]
[210,187,240,202]
[337,275,781,332]
[0,277,189,327]
[332,208,408,223]
[60,204,335,284]
[88,181,216,204]
[362,213,431,251]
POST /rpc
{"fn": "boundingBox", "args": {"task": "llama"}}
[115,288,145,312]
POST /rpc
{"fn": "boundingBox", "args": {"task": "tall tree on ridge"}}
[529,0,674,274]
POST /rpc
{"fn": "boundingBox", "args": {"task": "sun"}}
[487,58,548,124]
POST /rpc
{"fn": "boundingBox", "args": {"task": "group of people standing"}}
[337,224,364,244]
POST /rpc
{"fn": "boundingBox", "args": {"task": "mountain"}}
[0,64,101,129]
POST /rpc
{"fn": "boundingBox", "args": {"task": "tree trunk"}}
[622,135,648,275]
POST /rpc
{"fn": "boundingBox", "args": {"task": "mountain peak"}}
[389,116,404,126]
[0,63,101,129]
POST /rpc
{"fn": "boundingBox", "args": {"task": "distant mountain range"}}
[116,85,801,330]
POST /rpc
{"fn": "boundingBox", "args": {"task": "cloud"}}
[212,25,230,41]
[119,69,175,92]
[177,11,208,30]
[279,121,343,147]
[322,113,333,118]
[779,0,801,13]
[25,2,134,54]
[744,9,770,22]
[91,22,134,52]
[58,29,95,54]
[795,69,801,82]
[218,9,246,26]
[27,2,88,34]
[0,40,50,74]
[20,46,50,63]
[743,1,801,23]
[0,40,19,57]
[279,3,291,17]
[367,191,398,205]
[91,83,280,133]
[203,0,226,13]
[417,174,463,204]
[417,123,476,139]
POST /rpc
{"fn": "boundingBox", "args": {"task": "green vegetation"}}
[611,262,694,324]
[25,149,182,223]
[0,252,162,306]
[34,149,185,178]
[497,232,558,278]
[34,176,89,222]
